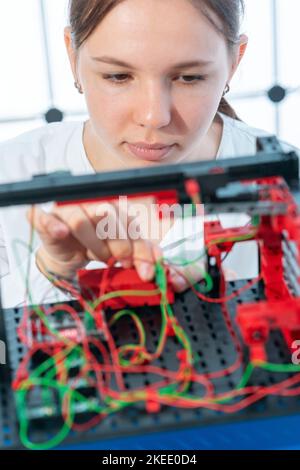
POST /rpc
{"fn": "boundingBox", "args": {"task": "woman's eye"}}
[176,75,205,84]
[102,74,131,83]
[101,73,205,85]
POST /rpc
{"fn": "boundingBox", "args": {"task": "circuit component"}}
[78,266,174,309]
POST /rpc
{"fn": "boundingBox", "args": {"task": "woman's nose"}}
[133,82,172,129]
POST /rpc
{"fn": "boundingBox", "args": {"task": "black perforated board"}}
[1,280,300,450]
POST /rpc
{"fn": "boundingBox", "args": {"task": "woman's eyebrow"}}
[91,55,213,70]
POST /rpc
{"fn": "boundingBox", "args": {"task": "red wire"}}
[16,226,300,431]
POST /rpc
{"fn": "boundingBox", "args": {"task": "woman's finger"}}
[27,206,70,242]
[104,201,134,268]
[133,238,156,281]
[53,203,112,262]
[169,266,189,293]
[169,259,206,293]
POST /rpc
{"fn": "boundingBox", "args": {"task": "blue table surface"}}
[60,413,300,450]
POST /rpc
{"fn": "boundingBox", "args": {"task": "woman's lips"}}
[126,143,175,161]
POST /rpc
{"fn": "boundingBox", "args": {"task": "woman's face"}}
[66,0,246,168]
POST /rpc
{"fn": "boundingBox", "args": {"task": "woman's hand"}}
[27,198,203,293]
[27,199,160,282]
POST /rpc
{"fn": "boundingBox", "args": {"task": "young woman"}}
[0,0,297,308]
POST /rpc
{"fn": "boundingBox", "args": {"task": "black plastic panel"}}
[1,280,300,450]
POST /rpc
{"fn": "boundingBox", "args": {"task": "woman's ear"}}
[64,26,77,79]
[237,33,248,66]
[228,33,248,81]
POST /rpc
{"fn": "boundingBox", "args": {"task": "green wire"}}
[16,383,74,450]
[16,377,131,450]
[255,361,300,374]
[16,221,300,449]
[236,363,255,389]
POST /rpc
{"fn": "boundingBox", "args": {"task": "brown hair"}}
[69,0,245,120]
